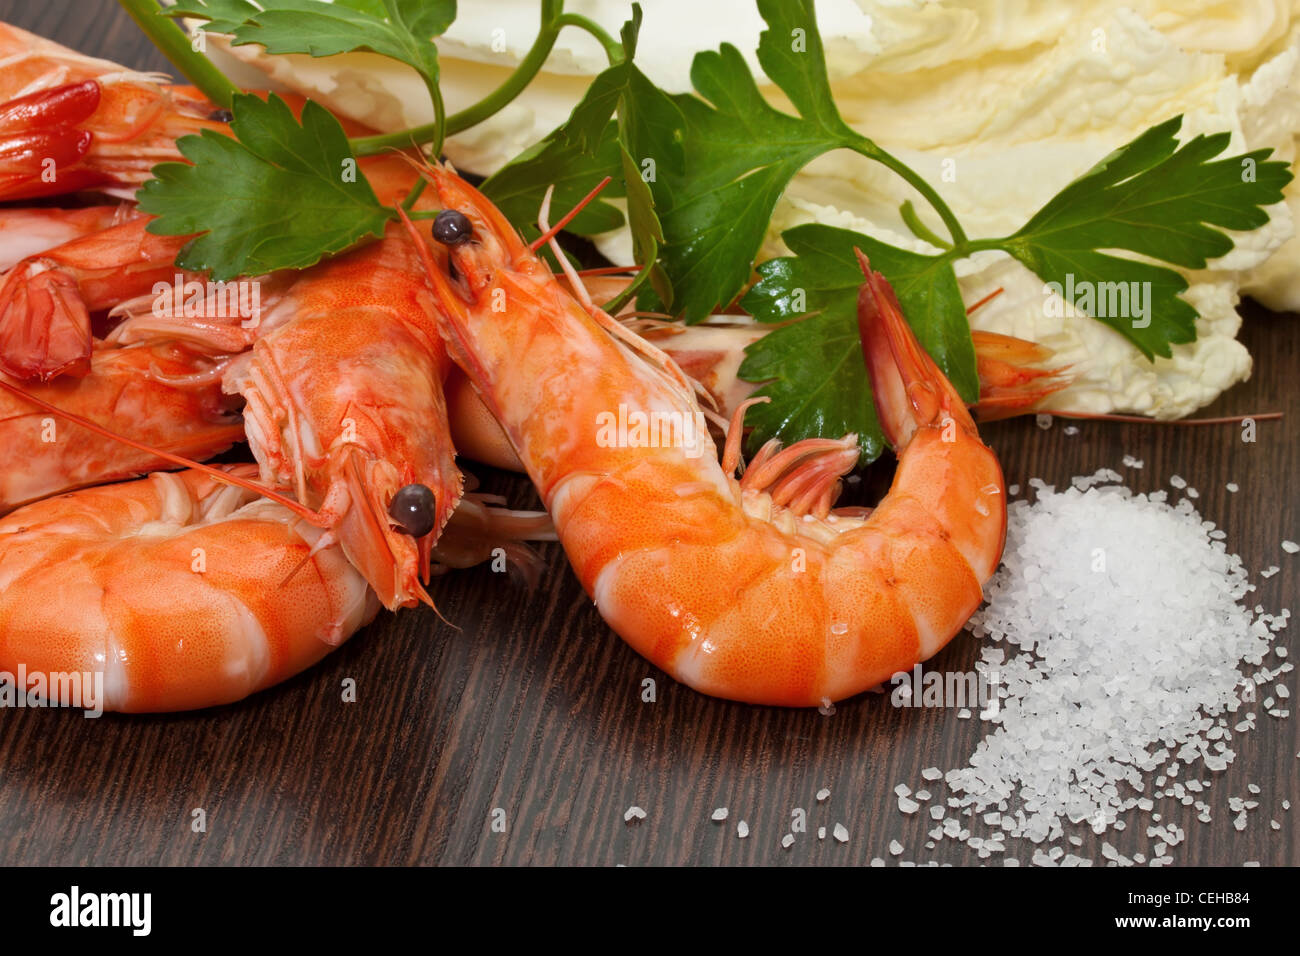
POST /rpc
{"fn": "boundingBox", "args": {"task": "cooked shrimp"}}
[0,24,227,201]
[0,146,438,384]
[68,219,468,610]
[0,466,379,712]
[448,284,1067,473]
[410,166,1007,706]
[0,339,243,512]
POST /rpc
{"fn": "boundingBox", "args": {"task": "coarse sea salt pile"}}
[922,471,1291,865]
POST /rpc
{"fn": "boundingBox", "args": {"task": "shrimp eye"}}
[388,483,436,538]
[432,209,473,245]
[208,108,234,123]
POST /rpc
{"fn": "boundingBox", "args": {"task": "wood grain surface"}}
[0,0,1295,867]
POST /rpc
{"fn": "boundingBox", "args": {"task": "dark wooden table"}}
[1,0,1295,867]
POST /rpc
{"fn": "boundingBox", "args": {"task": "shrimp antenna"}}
[529,176,612,252]
[1055,411,1283,426]
[0,378,325,524]
[966,287,1003,315]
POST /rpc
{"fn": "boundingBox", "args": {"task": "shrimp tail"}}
[856,248,974,449]
[969,330,1073,422]
[0,82,104,200]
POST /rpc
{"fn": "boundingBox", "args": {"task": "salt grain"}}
[834,823,849,843]
[624,806,647,823]
[737,821,749,838]
[815,788,830,803]
[1283,540,1299,554]
[924,470,1285,865]
[1227,482,1239,493]
[711,807,728,822]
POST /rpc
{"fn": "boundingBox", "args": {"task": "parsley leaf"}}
[644,0,859,321]
[482,121,628,241]
[1003,115,1291,358]
[739,224,976,463]
[482,2,674,306]
[138,93,391,280]
[741,305,883,465]
[615,140,669,307]
[169,0,454,85]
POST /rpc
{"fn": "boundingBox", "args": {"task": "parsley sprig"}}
[124,0,637,278]
[137,93,392,279]
[164,0,454,153]
[741,116,1290,461]
[134,0,622,157]
[124,0,1292,466]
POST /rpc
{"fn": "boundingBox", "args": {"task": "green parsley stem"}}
[117,0,239,110]
[353,0,569,156]
[954,237,1011,256]
[423,74,447,157]
[899,200,952,251]
[603,270,649,314]
[399,177,428,213]
[849,137,969,247]
[554,12,625,65]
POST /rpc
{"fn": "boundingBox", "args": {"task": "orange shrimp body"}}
[0,150,430,384]
[0,466,378,712]
[416,167,1007,707]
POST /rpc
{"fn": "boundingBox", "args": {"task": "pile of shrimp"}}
[0,23,1018,713]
